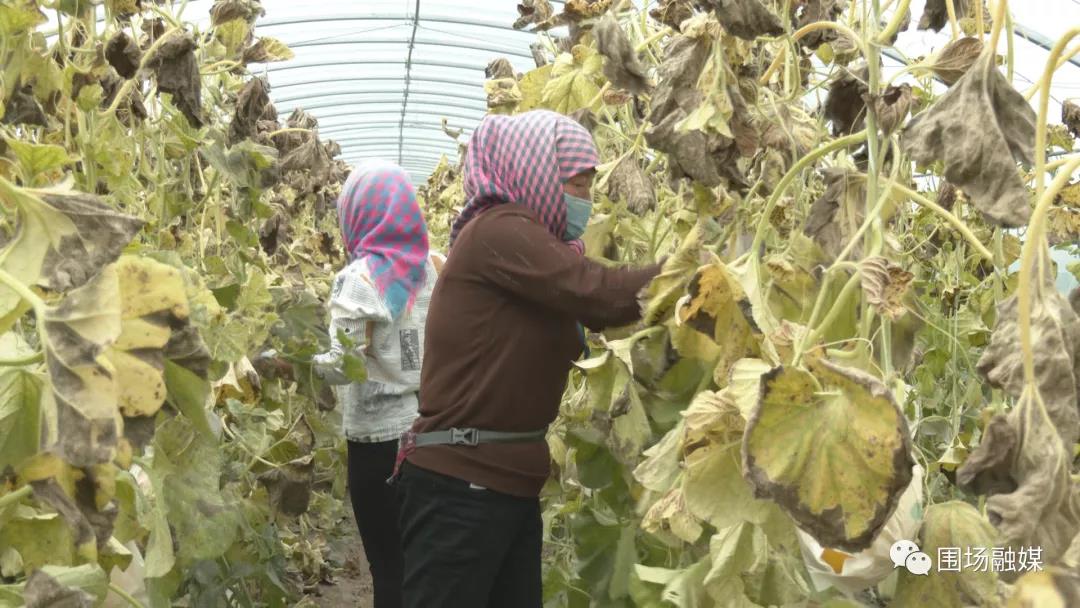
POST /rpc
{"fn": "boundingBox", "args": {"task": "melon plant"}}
[0,1,358,605]
[422,1,1080,606]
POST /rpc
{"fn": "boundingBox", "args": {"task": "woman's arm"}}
[468,207,661,329]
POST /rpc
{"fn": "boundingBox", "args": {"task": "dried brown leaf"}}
[902,50,1036,227]
[513,0,555,29]
[803,168,864,261]
[209,0,264,26]
[650,0,695,30]
[960,281,1080,569]
[229,77,276,144]
[824,63,869,135]
[146,33,202,128]
[797,0,843,50]
[23,567,96,608]
[697,0,783,40]
[2,85,47,127]
[608,155,656,213]
[1064,100,1080,139]
[918,0,972,32]
[931,36,983,86]
[594,13,651,94]
[257,455,314,517]
[865,83,912,136]
[486,58,516,80]
[859,257,913,320]
[105,32,141,79]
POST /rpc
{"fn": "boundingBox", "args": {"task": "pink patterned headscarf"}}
[337,160,430,320]
[449,110,600,252]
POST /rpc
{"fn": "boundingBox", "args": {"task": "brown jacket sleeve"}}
[465,205,661,329]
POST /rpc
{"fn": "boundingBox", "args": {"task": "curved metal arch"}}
[319,121,473,133]
[326,135,462,147]
[276,95,485,115]
[296,108,483,124]
[333,140,458,152]
[263,59,484,75]
[275,88,485,105]
[338,143,451,154]
[256,14,538,36]
[320,121,470,133]
[337,147,456,157]
[288,37,532,60]
[268,76,485,92]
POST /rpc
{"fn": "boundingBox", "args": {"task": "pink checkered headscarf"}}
[337,160,430,320]
[449,110,600,252]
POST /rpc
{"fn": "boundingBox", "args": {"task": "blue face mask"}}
[563,193,592,241]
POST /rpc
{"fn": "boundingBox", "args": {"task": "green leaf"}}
[164,360,213,438]
[0,367,41,470]
[742,360,915,552]
[0,2,47,36]
[893,501,998,607]
[341,352,367,383]
[0,513,75,575]
[541,45,603,114]
[151,416,239,567]
[3,139,74,181]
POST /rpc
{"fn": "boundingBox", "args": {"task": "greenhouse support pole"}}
[399,0,422,166]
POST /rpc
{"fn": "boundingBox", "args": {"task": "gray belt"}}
[412,427,547,447]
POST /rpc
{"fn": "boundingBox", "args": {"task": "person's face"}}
[563,169,595,201]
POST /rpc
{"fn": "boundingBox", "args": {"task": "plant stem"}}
[1032,26,1080,201]
[944,0,960,39]
[751,132,867,257]
[1023,42,1080,99]
[0,351,43,366]
[0,484,32,509]
[791,21,868,58]
[108,583,147,608]
[875,0,912,44]
[883,181,994,261]
[1017,154,1080,385]
[795,272,862,366]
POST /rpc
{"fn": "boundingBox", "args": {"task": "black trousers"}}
[347,440,404,608]
[397,461,543,608]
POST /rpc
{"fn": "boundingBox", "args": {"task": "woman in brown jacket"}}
[393,110,661,607]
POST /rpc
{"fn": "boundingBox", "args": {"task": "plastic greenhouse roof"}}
[59,0,1080,184]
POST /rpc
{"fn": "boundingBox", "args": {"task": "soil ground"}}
[306,507,375,607]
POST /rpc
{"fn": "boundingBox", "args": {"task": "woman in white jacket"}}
[314,161,440,608]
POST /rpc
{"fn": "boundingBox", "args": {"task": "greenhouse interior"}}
[0,0,1079,606]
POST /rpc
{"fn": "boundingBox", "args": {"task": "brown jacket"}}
[407,204,661,496]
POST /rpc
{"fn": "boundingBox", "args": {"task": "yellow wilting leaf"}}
[676,261,762,385]
[0,180,143,321]
[42,266,122,465]
[541,45,604,114]
[517,64,553,113]
[215,18,251,55]
[859,256,914,320]
[243,37,294,64]
[642,485,704,545]
[1006,568,1080,608]
[484,78,523,114]
[104,256,190,418]
[742,359,915,552]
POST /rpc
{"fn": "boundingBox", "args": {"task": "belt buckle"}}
[449,427,479,446]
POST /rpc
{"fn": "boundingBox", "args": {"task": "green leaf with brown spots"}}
[742,359,915,552]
